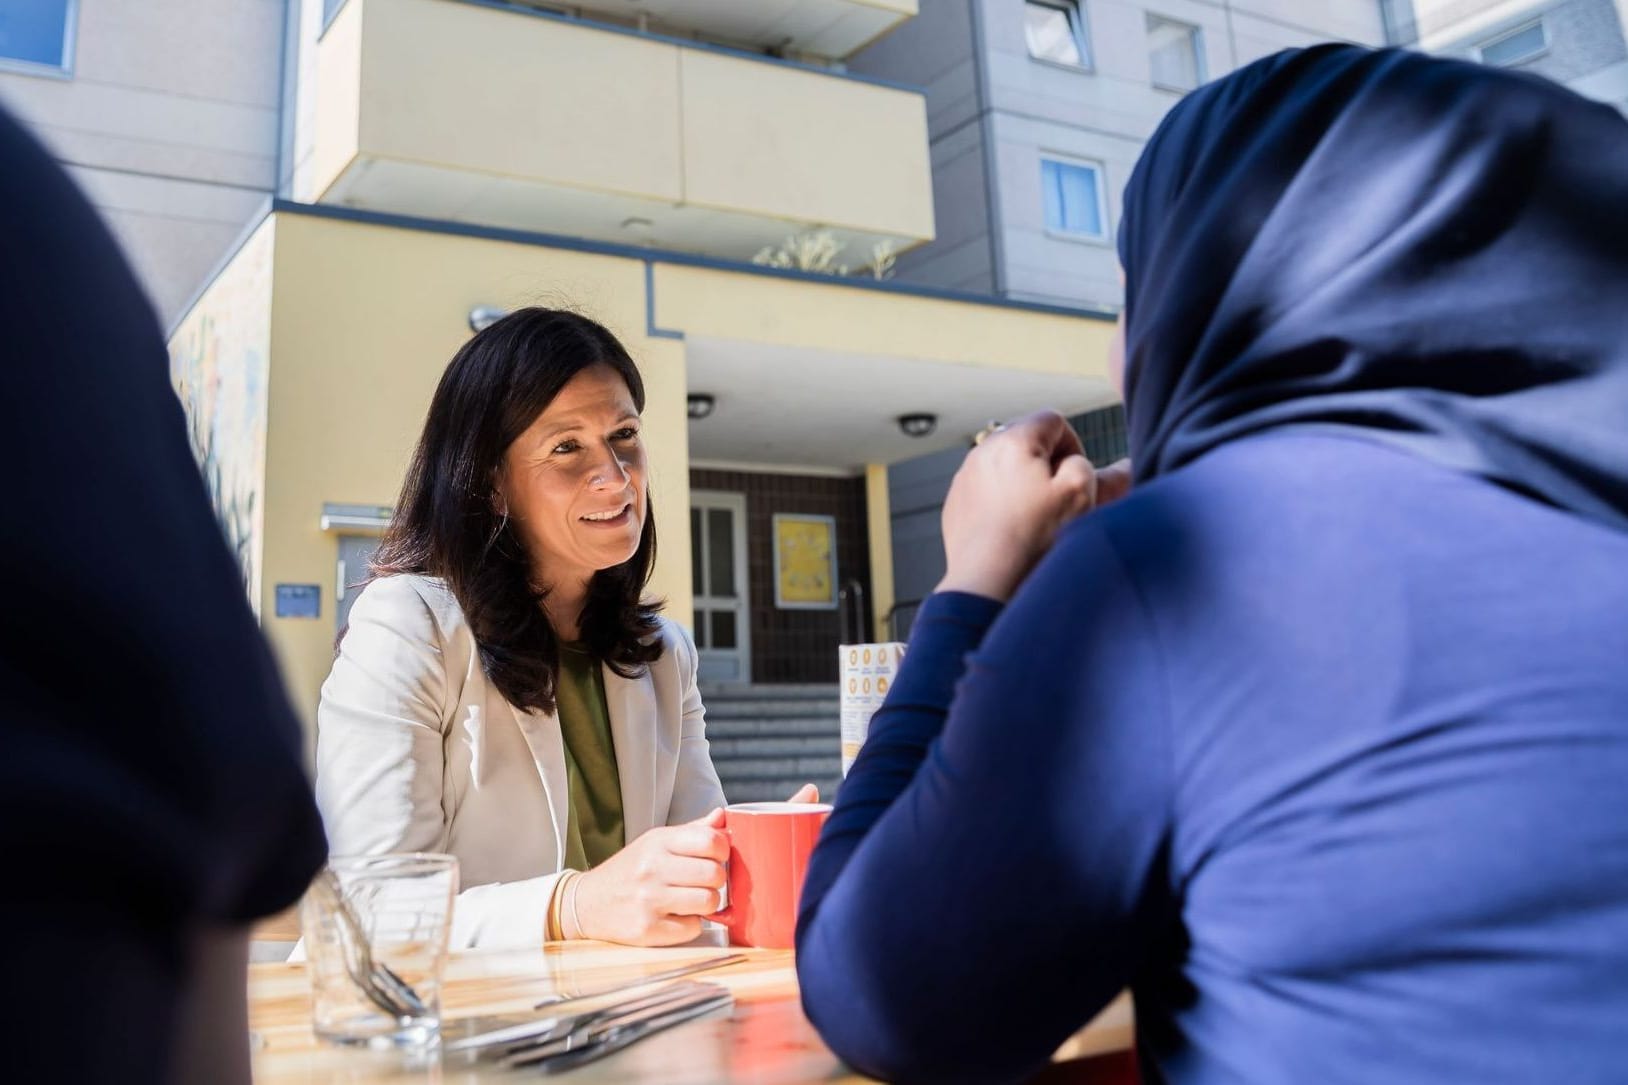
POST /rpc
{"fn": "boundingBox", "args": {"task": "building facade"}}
[848,0,1388,313]
[1384,0,1628,110]
[148,0,1119,796]
[20,0,1610,797]
[0,0,288,326]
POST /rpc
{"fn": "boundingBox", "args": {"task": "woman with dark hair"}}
[797,46,1628,1082]
[317,307,805,949]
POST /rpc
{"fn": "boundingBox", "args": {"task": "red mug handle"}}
[708,818,734,927]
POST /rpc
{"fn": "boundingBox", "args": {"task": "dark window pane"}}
[694,608,709,648]
[690,507,704,594]
[707,508,735,599]
[711,609,737,649]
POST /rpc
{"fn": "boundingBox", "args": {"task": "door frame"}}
[690,489,751,683]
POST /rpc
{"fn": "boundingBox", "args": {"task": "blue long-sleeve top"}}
[796,433,1628,1084]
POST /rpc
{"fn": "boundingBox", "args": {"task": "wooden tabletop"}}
[248,939,1133,1083]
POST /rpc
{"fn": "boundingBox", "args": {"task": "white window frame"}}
[1146,13,1206,94]
[1040,154,1111,244]
[1024,0,1093,72]
[1474,18,1549,67]
[0,0,79,80]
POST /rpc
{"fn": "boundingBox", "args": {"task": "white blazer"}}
[315,574,726,950]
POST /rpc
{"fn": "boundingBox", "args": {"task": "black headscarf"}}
[1118,44,1628,531]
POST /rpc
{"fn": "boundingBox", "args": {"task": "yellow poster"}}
[773,514,837,609]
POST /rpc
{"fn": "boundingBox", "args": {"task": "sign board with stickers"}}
[838,641,906,774]
[772,513,837,609]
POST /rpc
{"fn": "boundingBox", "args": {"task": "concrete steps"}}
[700,683,843,804]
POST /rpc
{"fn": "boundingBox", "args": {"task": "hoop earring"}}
[482,509,510,559]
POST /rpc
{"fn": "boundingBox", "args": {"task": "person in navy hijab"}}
[797,45,1628,1084]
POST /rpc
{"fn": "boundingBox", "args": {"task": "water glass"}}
[301,852,458,1047]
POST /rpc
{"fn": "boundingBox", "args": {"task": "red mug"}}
[709,801,832,949]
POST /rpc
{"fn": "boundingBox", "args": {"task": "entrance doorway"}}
[690,490,750,682]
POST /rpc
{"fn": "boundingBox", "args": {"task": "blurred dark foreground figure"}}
[797,45,1628,1084]
[0,107,327,1081]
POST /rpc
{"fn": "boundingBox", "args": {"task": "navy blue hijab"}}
[1118,44,1628,531]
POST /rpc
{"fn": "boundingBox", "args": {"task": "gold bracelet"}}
[545,873,568,941]
[567,871,587,941]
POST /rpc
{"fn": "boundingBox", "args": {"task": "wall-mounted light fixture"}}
[897,412,937,438]
[468,305,508,333]
[687,393,717,420]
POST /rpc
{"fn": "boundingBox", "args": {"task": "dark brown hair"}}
[370,307,662,714]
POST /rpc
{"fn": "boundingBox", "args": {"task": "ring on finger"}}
[972,420,1005,446]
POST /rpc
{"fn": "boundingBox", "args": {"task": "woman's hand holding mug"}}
[569,812,730,946]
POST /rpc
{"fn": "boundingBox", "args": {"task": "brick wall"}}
[690,468,871,683]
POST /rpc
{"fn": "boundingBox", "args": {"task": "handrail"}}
[881,597,923,642]
[837,579,867,644]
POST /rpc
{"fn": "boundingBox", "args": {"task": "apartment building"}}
[151,0,1118,800]
[849,0,1387,313]
[1385,0,1628,110]
[0,0,287,325]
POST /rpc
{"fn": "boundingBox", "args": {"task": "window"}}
[1041,157,1107,240]
[1147,14,1205,93]
[1025,1,1091,69]
[0,0,76,76]
[1477,19,1547,67]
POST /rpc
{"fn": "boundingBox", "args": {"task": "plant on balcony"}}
[753,229,896,280]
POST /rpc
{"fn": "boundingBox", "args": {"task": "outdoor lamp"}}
[687,393,717,419]
[468,305,508,332]
[897,412,937,438]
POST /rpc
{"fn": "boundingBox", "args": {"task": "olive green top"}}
[556,642,626,870]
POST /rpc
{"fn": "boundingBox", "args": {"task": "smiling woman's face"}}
[496,363,647,591]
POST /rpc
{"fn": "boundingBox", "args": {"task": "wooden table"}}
[248,940,1133,1083]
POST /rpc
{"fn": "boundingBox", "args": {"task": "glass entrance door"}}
[690,491,750,683]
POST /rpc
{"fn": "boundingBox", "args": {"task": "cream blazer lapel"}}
[604,664,659,840]
[509,665,662,857]
[507,703,571,865]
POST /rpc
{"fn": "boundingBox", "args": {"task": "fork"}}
[527,987,735,1073]
[497,983,733,1069]
[313,867,430,1020]
[531,952,748,1010]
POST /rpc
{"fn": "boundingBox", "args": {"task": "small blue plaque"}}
[275,583,321,619]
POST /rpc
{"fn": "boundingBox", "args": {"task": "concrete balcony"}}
[298,0,934,264]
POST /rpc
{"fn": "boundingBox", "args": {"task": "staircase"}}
[700,683,843,804]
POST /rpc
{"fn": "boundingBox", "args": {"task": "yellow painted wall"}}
[679,48,934,239]
[652,263,1115,380]
[260,212,693,725]
[177,208,1116,727]
[864,463,895,640]
[299,0,363,201]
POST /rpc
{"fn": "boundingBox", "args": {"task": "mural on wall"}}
[167,222,274,609]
